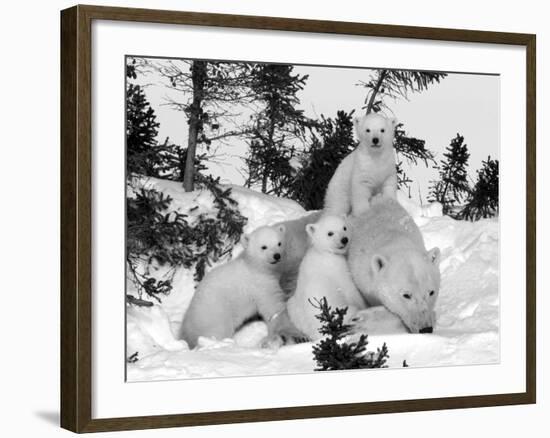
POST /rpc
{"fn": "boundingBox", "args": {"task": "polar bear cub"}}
[179,224,288,348]
[324,113,398,216]
[287,215,366,341]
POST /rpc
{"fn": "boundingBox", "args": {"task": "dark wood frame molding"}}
[60,4,536,433]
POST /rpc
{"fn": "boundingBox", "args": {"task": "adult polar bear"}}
[348,196,441,333]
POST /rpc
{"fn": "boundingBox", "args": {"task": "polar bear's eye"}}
[278,242,281,247]
[429,290,435,296]
[261,245,267,250]
[328,232,334,236]
[381,128,385,133]
[403,293,412,300]
[343,227,347,231]
[366,129,371,133]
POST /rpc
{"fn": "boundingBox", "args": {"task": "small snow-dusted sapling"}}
[324,113,398,216]
[311,297,390,371]
[287,215,366,340]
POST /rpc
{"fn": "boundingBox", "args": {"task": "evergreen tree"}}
[393,123,436,190]
[142,58,255,191]
[429,134,471,215]
[290,110,356,210]
[126,179,247,304]
[457,156,499,221]
[311,298,390,371]
[126,61,163,177]
[244,64,313,196]
[361,70,447,114]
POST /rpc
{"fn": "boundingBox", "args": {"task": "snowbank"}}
[127,179,499,381]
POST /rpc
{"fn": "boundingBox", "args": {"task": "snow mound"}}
[397,190,443,226]
[127,179,499,381]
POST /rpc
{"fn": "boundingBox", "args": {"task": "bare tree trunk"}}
[184,60,207,192]
[261,170,268,193]
[365,69,388,114]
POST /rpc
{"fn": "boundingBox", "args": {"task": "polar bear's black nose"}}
[341,237,348,245]
[273,253,281,261]
[419,326,433,334]
[372,137,379,144]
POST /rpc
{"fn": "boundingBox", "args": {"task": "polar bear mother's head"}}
[371,247,441,333]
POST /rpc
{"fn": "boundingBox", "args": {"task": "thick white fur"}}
[179,225,289,348]
[324,114,398,216]
[273,211,323,295]
[287,215,366,340]
[348,196,441,333]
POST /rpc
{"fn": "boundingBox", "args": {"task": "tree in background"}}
[142,58,255,191]
[360,70,447,115]
[429,134,471,216]
[244,64,313,196]
[125,59,248,305]
[290,111,356,210]
[457,156,499,221]
[126,61,163,177]
[393,124,436,191]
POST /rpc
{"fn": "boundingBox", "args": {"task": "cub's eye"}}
[343,227,347,231]
[381,128,385,133]
[261,245,267,250]
[328,232,334,236]
[403,293,412,300]
[429,290,435,296]
[366,129,371,133]
[278,242,281,247]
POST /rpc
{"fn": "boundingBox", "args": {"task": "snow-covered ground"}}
[126,178,499,381]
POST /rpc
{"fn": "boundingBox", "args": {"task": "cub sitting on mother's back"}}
[287,215,366,341]
[179,224,289,348]
[324,113,398,217]
[348,196,441,334]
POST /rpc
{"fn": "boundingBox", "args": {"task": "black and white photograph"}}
[125,56,500,381]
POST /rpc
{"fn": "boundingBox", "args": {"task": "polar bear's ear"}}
[240,234,250,249]
[389,117,399,129]
[371,254,388,274]
[305,224,316,237]
[427,247,441,266]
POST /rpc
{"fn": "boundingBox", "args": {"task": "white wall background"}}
[0,0,545,437]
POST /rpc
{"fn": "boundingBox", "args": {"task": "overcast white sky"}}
[134,59,499,203]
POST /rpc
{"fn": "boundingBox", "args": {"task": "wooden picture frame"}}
[60,4,536,433]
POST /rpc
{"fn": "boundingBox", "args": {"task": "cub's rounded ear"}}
[389,117,399,129]
[305,224,316,237]
[427,247,441,266]
[278,224,286,234]
[240,234,250,249]
[371,254,388,274]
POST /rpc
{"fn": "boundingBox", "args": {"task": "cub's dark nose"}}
[372,137,379,145]
[273,253,281,261]
[341,237,348,245]
[419,326,433,334]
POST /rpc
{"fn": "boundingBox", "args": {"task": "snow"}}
[127,179,499,381]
